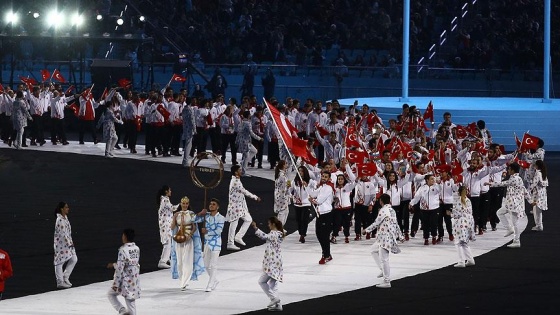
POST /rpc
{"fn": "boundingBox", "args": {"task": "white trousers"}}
[204,246,220,287]
[14,127,24,149]
[258,273,279,301]
[176,240,194,288]
[182,137,193,166]
[228,212,253,245]
[107,288,136,315]
[455,242,474,264]
[371,244,390,282]
[533,205,544,229]
[241,143,258,174]
[497,207,520,241]
[276,209,289,227]
[159,241,171,264]
[105,135,118,156]
[54,254,78,284]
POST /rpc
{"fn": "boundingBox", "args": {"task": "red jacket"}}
[0,248,13,292]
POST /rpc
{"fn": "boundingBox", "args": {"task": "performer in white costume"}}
[53,202,77,289]
[274,161,290,226]
[107,229,140,315]
[157,185,176,268]
[451,186,476,268]
[202,198,225,292]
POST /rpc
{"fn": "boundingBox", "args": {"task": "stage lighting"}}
[96,14,103,21]
[116,18,124,26]
[47,10,64,28]
[72,13,84,27]
[33,12,40,19]
[5,11,19,25]
[139,15,145,22]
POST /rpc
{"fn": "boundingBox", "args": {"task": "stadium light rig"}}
[5,11,19,25]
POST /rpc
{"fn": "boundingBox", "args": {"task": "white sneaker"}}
[118,307,131,315]
[181,286,188,291]
[234,237,246,246]
[211,280,219,290]
[376,281,391,288]
[507,241,521,248]
[503,229,514,237]
[227,244,240,251]
[57,282,71,289]
[267,298,281,308]
[531,226,543,231]
[465,260,476,267]
[158,262,171,269]
[205,285,212,292]
[268,302,283,311]
[454,262,466,268]
[377,271,384,278]
[63,277,72,287]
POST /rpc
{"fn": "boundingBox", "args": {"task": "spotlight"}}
[5,11,19,25]
[139,15,145,22]
[33,12,40,19]
[96,14,103,21]
[72,13,84,27]
[116,18,124,26]
[47,10,63,28]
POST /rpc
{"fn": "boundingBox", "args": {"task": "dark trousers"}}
[295,205,313,237]
[411,204,421,233]
[145,124,154,154]
[332,208,352,237]
[400,200,411,233]
[50,118,67,143]
[78,119,97,143]
[30,114,45,143]
[220,133,238,163]
[159,125,170,154]
[170,124,182,154]
[489,187,504,229]
[470,196,481,230]
[0,114,10,141]
[268,140,280,168]
[208,127,221,153]
[125,120,138,150]
[251,138,264,166]
[420,209,438,239]
[479,192,490,230]
[354,204,373,235]
[438,204,453,237]
[193,127,208,155]
[115,121,124,145]
[316,211,333,258]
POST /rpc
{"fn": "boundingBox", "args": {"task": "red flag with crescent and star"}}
[264,98,307,159]
[52,69,66,83]
[41,69,51,82]
[171,74,187,82]
[346,149,369,164]
[354,162,378,178]
[423,101,434,123]
[520,133,539,151]
[344,127,360,148]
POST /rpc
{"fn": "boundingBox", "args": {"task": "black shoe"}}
[131,149,137,154]
[94,139,99,144]
[22,143,28,147]
[151,153,157,157]
[39,140,46,146]
[30,141,37,146]
[123,144,128,149]
[62,141,69,145]
[115,144,121,150]
[258,164,263,169]
[79,141,85,145]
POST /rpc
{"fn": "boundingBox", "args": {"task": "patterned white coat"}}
[225,176,259,222]
[365,204,403,253]
[53,213,76,265]
[11,98,32,130]
[255,229,283,282]
[528,170,548,210]
[274,170,289,214]
[112,242,141,300]
[451,196,476,244]
[158,196,176,244]
[490,173,527,217]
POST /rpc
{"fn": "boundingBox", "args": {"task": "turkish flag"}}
[520,133,539,151]
[19,76,38,85]
[434,164,451,175]
[376,136,385,153]
[68,102,79,117]
[423,101,434,123]
[455,125,468,139]
[514,133,522,149]
[346,149,368,164]
[451,159,463,177]
[292,137,311,161]
[418,118,430,131]
[171,74,187,82]
[52,69,66,83]
[466,122,478,137]
[156,104,171,121]
[345,128,360,148]
[513,157,531,169]
[355,162,378,177]
[0,83,4,93]
[301,144,318,166]
[64,85,75,95]
[366,113,382,127]
[118,78,132,88]
[264,98,295,150]
[98,87,108,102]
[41,69,51,82]
[315,123,329,137]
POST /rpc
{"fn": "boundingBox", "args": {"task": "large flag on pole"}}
[423,100,434,123]
[52,69,66,83]
[519,132,539,152]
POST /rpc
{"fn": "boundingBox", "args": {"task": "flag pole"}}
[263,98,320,217]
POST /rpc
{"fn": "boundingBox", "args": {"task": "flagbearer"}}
[78,87,100,145]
